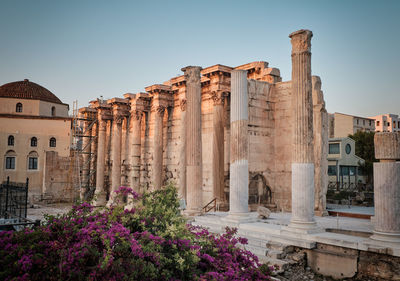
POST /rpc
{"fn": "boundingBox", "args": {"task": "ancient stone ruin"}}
[78,29,328,215]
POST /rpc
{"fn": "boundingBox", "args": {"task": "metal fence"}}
[0,177,28,220]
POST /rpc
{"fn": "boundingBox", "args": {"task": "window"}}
[328,165,337,176]
[28,157,38,170]
[51,106,56,117]
[345,144,351,154]
[27,151,38,170]
[356,119,359,125]
[329,143,340,154]
[31,137,37,147]
[6,157,15,169]
[8,135,14,146]
[363,120,365,125]
[394,121,396,128]
[49,137,56,147]
[369,120,372,126]
[398,121,400,128]
[340,166,349,176]
[349,166,356,176]
[377,121,380,126]
[5,150,16,170]
[16,103,22,112]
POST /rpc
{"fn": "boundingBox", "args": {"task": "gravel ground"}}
[27,203,72,221]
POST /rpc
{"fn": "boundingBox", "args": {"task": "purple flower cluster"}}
[0,184,271,280]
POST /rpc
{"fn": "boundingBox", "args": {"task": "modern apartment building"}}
[369,114,400,132]
[329,112,375,138]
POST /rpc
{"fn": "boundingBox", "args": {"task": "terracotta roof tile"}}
[0,79,63,104]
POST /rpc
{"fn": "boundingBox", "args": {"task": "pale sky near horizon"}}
[0,0,399,117]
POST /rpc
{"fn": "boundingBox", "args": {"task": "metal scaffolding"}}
[70,101,98,201]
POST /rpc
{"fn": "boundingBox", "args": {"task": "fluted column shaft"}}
[108,113,122,204]
[289,29,316,229]
[94,113,107,205]
[178,99,187,200]
[371,132,400,243]
[183,66,203,214]
[129,110,143,192]
[212,91,226,202]
[229,70,249,214]
[152,105,165,190]
[90,122,97,188]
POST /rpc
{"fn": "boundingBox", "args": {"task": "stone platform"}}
[191,211,400,279]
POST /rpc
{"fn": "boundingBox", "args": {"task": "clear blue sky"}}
[1,0,399,117]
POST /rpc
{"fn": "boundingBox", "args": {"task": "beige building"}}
[0,79,72,201]
[327,137,366,188]
[79,30,329,215]
[329,112,375,138]
[370,113,400,133]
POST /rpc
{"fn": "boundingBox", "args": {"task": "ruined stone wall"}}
[43,151,74,201]
[271,81,293,211]
[247,80,275,206]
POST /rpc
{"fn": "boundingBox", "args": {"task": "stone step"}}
[266,249,285,259]
[239,244,268,257]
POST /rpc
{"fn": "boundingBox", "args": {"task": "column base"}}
[282,219,322,234]
[221,212,257,226]
[92,192,107,207]
[370,231,400,244]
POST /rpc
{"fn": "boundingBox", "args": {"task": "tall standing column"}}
[107,105,124,205]
[225,69,251,221]
[212,91,226,202]
[288,29,317,231]
[94,109,108,206]
[183,66,203,215]
[178,97,187,200]
[152,104,165,191]
[370,132,400,243]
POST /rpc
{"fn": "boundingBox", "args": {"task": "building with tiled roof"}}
[0,79,72,202]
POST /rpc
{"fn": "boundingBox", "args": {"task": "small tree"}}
[348,131,376,184]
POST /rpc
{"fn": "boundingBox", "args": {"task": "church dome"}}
[0,79,63,104]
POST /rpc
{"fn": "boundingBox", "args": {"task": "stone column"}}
[178,97,187,200]
[370,132,400,243]
[107,103,125,205]
[212,91,226,202]
[183,66,203,215]
[152,103,165,190]
[93,108,108,205]
[90,121,98,189]
[224,69,253,223]
[121,117,129,186]
[288,29,317,231]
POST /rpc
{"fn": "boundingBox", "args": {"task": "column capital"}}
[181,66,202,84]
[289,29,313,54]
[211,91,228,106]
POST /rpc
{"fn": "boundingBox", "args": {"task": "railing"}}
[0,177,28,219]
[202,198,217,213]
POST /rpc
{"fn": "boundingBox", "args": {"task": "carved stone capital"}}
[289,29,313,54]
[211,91,227,106]
[113,112,125,125]
[151,105,166,117]
[131,109,144,121]
[181,66,202,84]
